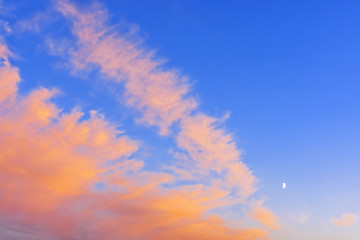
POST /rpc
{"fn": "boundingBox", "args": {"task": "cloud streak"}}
[55,0,258,202]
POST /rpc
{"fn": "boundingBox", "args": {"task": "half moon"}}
[282,182,286,189]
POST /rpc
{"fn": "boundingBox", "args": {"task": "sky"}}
[0,0,359,239]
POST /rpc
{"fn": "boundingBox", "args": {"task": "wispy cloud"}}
[331,213,358,227]
[0,37,18,102]
[0,0,12,16]
[248,201,280,230]
[14,11,55,33]
[54,0,259,202]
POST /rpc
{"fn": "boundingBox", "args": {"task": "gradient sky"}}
[0,0,359,239]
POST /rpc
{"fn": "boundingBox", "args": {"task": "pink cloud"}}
[248,201,280,230]
[0,38,19,102]
[54,0,260,204]
[331,213,358,227]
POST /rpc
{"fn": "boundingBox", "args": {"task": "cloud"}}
[0,0,279,238]
[0,39,136,237]
[0,38,18,102]
[0,0,11,16]
[248,200,280,230]
[0,33,270,240]
[0,20,11,34]
[14,11,55,33]
[54,0,260,203]
[331,213,358,227]
[59,187,269,240]
[56,0,197,136]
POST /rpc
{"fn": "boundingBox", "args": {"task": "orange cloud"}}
[0,40,134,231]
[50,187,269,240]
[0,38,270,239]
[0,90,137,214]
[331,213,358,227]
[0,1,279,238]
[248,201,280,230]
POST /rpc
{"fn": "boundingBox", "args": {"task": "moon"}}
[282,182,286,189]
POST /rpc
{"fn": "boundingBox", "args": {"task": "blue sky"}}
[1,0,360,239]
[111,0,360,217]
